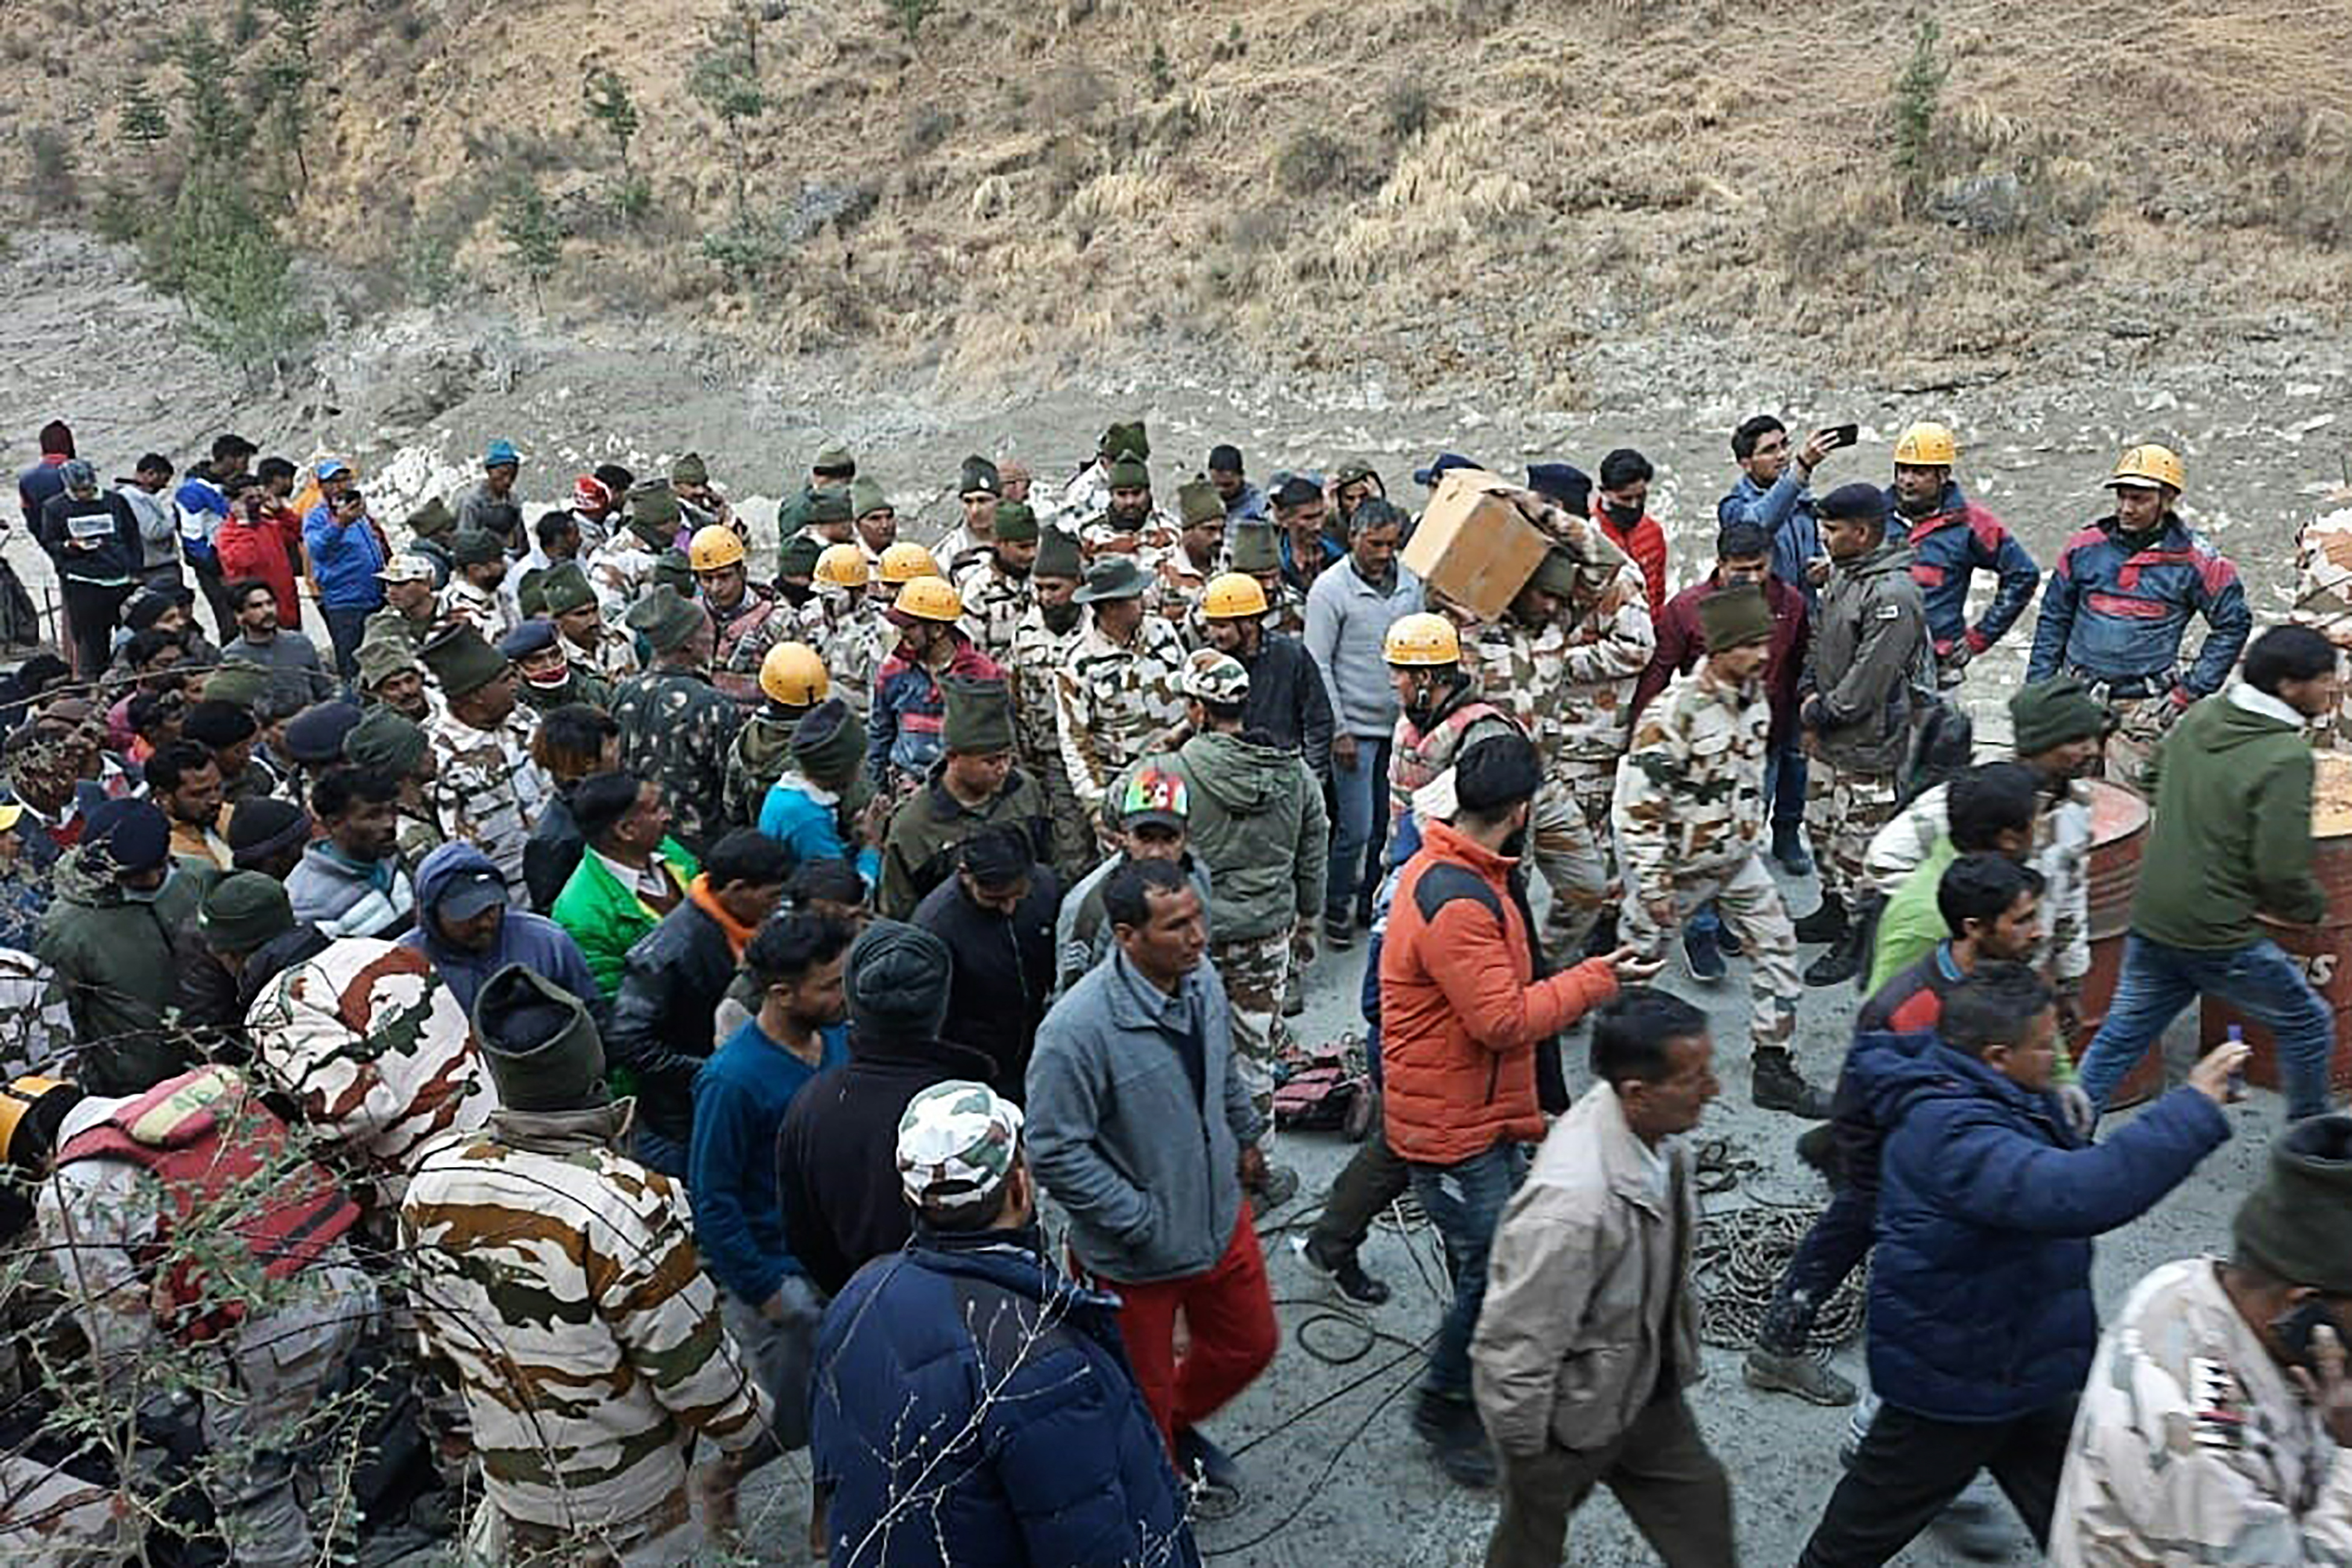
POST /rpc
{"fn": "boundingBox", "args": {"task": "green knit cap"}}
[1101,420,1148,461]
[343,706,430,775]
[1531,546,1581,598]
[1696,583,1774,649]
[1227,523,1280,574]
[628,481,681,537]
[1106,450,1151,490]
[791,698,872,806]
[452,528,505,567]
[538,560,597,616]
[1034,526,1082,580]
[202,662,273,710]
[419,624,510,699]
[958,455,1001,498]
[941,677,1015,754]
[626,583,706,653]
[653,549,694,595]
[405,495,456,540]
[2010,675,2114,754]
[779,534,823,579]
[2233,1115,2352,1294]
[356,632,423,691]
[992,502,1040,544]
[807,487,854,526]
[850,476,890,519]
[1178,478,1223,528]
[474,963,609,1113]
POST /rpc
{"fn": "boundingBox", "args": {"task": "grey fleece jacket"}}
[1025,950,1265,1283]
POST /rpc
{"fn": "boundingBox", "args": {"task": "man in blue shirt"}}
[689,910,853,1450]
[302,484,388,680]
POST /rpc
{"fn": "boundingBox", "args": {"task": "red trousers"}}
[1099,1209,1277,1451]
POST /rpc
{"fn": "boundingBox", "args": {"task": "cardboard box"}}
[1400,469,1551,622]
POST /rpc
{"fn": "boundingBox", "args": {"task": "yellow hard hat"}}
[814,543,869,589]
[1383,611,1462,668]
[879,542,943,585]
[1893,422,1958,467]
[688,525,746,572]
[758,641,830,707]
[893,575,963,623]
[0,1074,76,1168]
[2107,443,2186,495]
[1200,572,1269,621]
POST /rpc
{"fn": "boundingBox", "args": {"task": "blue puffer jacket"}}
[1857,1034,2230,1422]
[2025,514,2251,697]
[1889,481,2040,658]
[1717,469,1821,604]
[811,1227,1201,1568]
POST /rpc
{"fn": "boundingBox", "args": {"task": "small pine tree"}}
[119,84,169,150]
[583,66,641,178]
[498,175,562,312]
[885,0,940,43]
[1891,19,1949,214]
[263,0,320,192]
[689,45,767,215]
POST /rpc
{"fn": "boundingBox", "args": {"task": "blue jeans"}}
[1408,1140,1526,1399]
[321,604,375,681]
[1326,735,1393,924]
[2077,933,2333,1120]
[1765,738,1809,830]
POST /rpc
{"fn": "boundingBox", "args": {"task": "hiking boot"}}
[1411,1391,1497,1489]
[1282,968,1305,1017]
[1683,923,1727,983]
[1295,1233,1393,1307]
[1772,822,1815,877]
[1751,1049,1835,1119]
[1791,890,1847,945]
[1743,1347,1859,1407]
[1804,923,1865,988]
[1795,1122,1839,1181]
[1247,1163,1301,1220]
[1932,1487,2022,1561]
[1323,915,1355,950]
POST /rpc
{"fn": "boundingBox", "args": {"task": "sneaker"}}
[1683,923,1727,983]
[1742,1347,1857,1406]
[1751,1051,1835,1119]
[1791,891,1847,945]
[1932,1488,2022,1561]
[1295,1233,1393,1307]
[1323,915,1355,950]
[1772,823,1815,877]
[1282,969,1305,1017]
[1411,1393,1497,1489]
[1174,1425,1244,1496]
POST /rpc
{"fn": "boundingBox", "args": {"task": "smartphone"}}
[2271,1298,2344,1370]
[1816,423,1860,451]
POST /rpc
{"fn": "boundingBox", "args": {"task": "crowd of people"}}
[1,409,2348,1567]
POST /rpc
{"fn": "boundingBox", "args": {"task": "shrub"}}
[1891,19,1949,214]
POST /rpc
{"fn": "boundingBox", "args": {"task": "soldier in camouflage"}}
[2293,501,2352,749]
[540,559,641,684]
[355,628,438,725]
[343,704,446,867]
[503,618,614,714]
[1546,542,1658,923]
[419,623,551,901]
[1055,418,1145,534]
[724,642,827,832]
[612,585,744,856]
[363,552,443,650]
[584,485,678,617]
[955,499,1039,663]
[1054,556,1189,838]
[935,455,1003,580]
[796,543,884,719]
[1613,584,1829,1116]
[1147,479,1227,625]
[403,964,770,1566]
[1078,449,1179,561]
[440,528,517,645]
[1010,526,1093,885]
[2052,1117,2352,1566]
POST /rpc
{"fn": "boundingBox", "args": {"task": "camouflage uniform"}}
[242,937,498,1216]
[567,621,642,684]
[428,706,551,899]
[439,578,515,645]
[2291,502,2352,750]
[1612,666,1802,1055]
[402,1101,770,1564]
[1467,619,1613,952]
[516,665,613,716]
[2050,1256,2352,1566]
[1077,507,1179,562]
[1010,605,1093,884]
[954,558,1031,664]
[1145,545,1219,626]
[362,604,438,650]
[0,948,73,1080]
[795,589,882,719]
[584,537,662,618]
[1053,615,1189,818]
[709,587,792,707]
[611,665,745,851]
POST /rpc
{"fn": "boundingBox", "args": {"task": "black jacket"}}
[774,1029,1001,1297]
[1241,633,1336,786]
[912,868,1059,1099]
[523,785,585,914]
[38,492,139,584]
[607,900,737,1145]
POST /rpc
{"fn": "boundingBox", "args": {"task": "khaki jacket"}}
[1471,1081,1700,1457]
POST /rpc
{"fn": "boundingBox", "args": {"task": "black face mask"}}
[1499,825,1530,860]
[1042,601,1083,636]
[1604,501,1643,528]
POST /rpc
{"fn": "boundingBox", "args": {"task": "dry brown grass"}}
[11,0,2352,378]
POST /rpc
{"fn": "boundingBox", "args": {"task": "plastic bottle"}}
[2225,1023,2246,1103]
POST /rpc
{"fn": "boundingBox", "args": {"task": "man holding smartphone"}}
[2052,1114,2352,1563]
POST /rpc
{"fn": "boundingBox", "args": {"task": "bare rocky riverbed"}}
[2,229,2339,1564]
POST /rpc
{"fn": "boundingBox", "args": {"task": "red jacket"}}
[1380,820,1619,1165]
[1593,505,1669,617]
[214,512,302,624]
[1631,571,1809,744]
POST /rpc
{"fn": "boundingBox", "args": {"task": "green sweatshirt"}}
[2132,688,2327,950]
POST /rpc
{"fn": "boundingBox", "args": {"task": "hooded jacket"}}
[775,1025,1001,1297]
[36,850,203,1095]
[875,762,1050,921]
[811,1227,1201,1568]
[399,842,599,1019]
[724,707,797,830]
[1234,632,1336,786]
[1856,1032,2228,1422]
[2131,685,2328,951]
[1132,730,1328,945]
[1891,480,2040,659]
[1803,538,1931,773]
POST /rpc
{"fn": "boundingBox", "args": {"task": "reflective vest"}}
[1388,694,1517,827]
[55,1065,358,1341]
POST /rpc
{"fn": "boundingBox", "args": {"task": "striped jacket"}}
[400,1102,769,1537]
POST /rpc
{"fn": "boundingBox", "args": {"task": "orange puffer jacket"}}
[1379,820,1619,1165]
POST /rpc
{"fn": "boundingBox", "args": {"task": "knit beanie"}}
[283,701,363,767]
[1034,526,1082,580]
[846,919,953,1041]
[992,502,1040,545]
[343,707,429,776]
[850,476,890,520]
[405,495,456,541]
[2010,676,2114,755]
[627,481,681,540]
[538,560,598,616]
[791,698,867,794]
[201,663,273,711]
[806,487,854,526]
[671,452,710,487]
[625,583,706,654]
[778,534,823,579]
[451,529,505,567]
[652,549,694,596]
[1105,451,1151,491]
[419,624,510,700]
[1454,733,1543,815]
[941,677,1015,755]
[473,963,610,1113]
[1531,546,1582,598]
[1178,479,1224,528]
[1227,523,1280,575]
[226,797,314,869]
[198,871,295,953]
[1697,584,1774,650]
[2233,1114,2352,1294]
